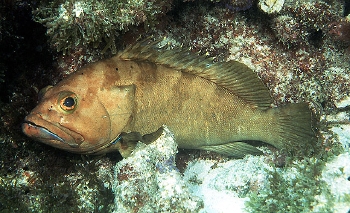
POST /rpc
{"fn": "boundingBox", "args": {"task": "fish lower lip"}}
[22,121,65,143]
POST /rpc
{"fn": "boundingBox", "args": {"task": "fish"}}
[22,41,317,158]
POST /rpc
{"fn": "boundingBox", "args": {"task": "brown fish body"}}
[121,60,275,148]
[22,43,316,157]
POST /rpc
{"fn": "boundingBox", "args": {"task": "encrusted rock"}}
[259,0,284,14]
[112,126,203,212]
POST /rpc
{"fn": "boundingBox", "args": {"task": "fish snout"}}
[22,113,85,151]
[22,121,65,143]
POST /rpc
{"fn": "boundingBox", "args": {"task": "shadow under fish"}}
[22,40,317,158]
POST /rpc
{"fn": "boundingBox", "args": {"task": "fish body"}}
[22,42,316,157]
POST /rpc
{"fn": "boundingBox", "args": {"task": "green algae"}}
[0,149,116,213]
[34,0,172,54]
[245,150,343,213]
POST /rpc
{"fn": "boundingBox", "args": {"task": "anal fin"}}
[200,142,263,158]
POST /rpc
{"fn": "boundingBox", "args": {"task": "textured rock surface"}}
[113,127,203,212]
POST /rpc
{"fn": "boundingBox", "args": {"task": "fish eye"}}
[63,97,75,108]
[60,96,76,111]
[58,91,78,112]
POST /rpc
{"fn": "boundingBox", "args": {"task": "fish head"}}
[22,68,136,154]
[22,84,114,153]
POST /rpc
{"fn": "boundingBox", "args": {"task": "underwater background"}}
[0,0,350,212]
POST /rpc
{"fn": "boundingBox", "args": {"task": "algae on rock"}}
[112,126,203,212]
[34,0,172,54]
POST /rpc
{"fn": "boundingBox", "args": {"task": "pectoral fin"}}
[141,126,165,144]
[115,127,165,157]
[200,142,263,158]
[116,131,142,157]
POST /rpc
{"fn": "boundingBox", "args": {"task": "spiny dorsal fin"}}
[118,40,273,109]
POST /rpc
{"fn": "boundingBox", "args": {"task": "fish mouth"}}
[22,114,85,150]
[22,121,65,143]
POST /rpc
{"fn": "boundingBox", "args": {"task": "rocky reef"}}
[33,0,173,54]
[113,127,202,212]
[0,0,349,212]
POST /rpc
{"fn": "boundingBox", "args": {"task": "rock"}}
[112,126,203,213]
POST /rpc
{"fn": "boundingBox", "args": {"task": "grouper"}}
[22,41,317,158]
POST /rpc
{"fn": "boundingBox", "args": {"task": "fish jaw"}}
[22,122,65,143]
[22,113,85,151]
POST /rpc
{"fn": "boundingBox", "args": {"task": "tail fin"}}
[270,103,317,155]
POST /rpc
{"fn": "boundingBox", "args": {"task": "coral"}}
[329,18,350,44]
[164,5,236,61]
[112,127,203,212]
[0,150,116,212]
[183,155,273,212]
[245,157,334,213]
[271,1,341,48]
[184,0,254,11]
[285,2,341,31]
[318,153,350,212]
[272,15,304,46]
[259,0,285,14]
[34,0,172,54]
[225,0,254,11]
[324,96,350,151]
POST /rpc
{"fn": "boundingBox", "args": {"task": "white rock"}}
[334,96,350,108]
[259,0,285,14]
[184,155,273,213]
[320,154,350,212]
[112,126,202,213]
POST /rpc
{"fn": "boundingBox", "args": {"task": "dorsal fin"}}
[118,40,273,109]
